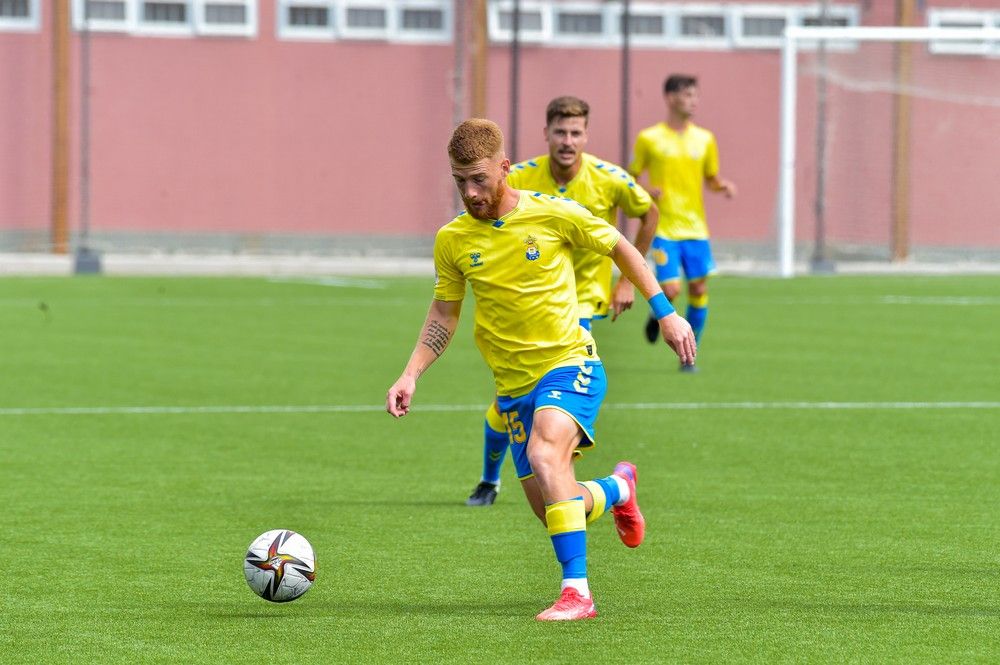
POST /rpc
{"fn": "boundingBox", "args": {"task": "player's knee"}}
[526,440,565,479]
[663,283,681,301]
[688,280,708,298]
[527,447,555,477]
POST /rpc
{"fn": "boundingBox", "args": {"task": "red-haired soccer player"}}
[466,95,658,507]
[386,119,695,620]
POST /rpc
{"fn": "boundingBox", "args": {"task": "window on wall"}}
[195,0,255,36]
[0,0,29,17]
[134,0,194,34]
[347,6,386,28]
[401,8,440,30]
[0,0,39,31]
[276,0,448,42]
[927,9,999,56]
[681,14,724,37]
[204,3,243,23]
[73,0,130,31]
[801,15,848,27]
[621,13,664,37]
[489,0,549,43]
[278,0,335,38]
[606,4,669,46]
[551,3,608,45]
[339,1,388,39]
[395,1,450,42]
[499,8,542,32]
[675,6,729,47]
[486,1,860,51]
[557,11,602,35]
[743,16,784,36]
[87,0,126,20]
[290,5,329,26]
[142,1,185,23]
[731,6,792,49]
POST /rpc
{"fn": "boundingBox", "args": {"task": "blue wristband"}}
[648,292,674,319]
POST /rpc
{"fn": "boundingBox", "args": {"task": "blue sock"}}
[686,304,708,344]
[579,474,624,523]
[546,498,587,580]
[481,420,508,485]
[593,475,622,507]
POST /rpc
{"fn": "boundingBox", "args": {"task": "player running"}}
[466,96,658,507]
[386,119,695,620]
[630,74,736,371]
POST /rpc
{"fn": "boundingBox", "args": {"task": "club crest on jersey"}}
[469,251,484,267]
[524,235,540,261]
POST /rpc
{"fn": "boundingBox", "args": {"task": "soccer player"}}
[386,119,696,621]
[466,96,658,507]
[629,74,737,371]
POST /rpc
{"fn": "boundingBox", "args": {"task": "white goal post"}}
[778,26,1000,277]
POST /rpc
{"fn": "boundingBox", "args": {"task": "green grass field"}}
[1,274,997,663]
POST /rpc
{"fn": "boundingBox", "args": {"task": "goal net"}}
[776,26,1000,276]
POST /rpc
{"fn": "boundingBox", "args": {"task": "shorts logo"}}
[469,252,484,267]
[524,235,540,261]
[547,390,562,400]
[573,364,593,393]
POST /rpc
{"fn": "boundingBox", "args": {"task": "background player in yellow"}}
[466,96,659,507]
[386,119,695,620]
[630,74,737,372]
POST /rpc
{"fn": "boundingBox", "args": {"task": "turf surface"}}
[0,275,997,663]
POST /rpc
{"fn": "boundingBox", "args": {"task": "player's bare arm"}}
[611,202,659,321]
[386,298,462,418]
[610,239,696,364]
[707,175,737,198]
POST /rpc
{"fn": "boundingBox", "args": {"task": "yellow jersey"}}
[508,153,652,319]
[629,122,719,240]
[433,191,621,397]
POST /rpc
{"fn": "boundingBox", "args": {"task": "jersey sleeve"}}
[616,174,653,218]
[628,133,649,177]
[432,228,466,301]
[556,200,621,256]
[704,133,720,179]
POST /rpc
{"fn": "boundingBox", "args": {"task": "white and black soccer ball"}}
[243,529,316,602]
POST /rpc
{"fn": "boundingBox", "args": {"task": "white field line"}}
[0,402,998,416]
[265,277,388,289]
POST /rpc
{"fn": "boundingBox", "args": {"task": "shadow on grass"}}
[323,499,485,509]
[206,597,541,619]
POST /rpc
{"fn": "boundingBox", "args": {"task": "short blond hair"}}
[448,119,505,165]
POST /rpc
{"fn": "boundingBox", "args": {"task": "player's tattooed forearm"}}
[421,320,452,357]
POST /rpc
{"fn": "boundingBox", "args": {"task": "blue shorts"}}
[651,237,715,283]
[497,360,607,480]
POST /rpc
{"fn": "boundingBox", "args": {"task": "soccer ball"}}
[243,529,316,602]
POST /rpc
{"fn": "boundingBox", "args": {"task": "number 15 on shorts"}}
[503,411,527,444]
